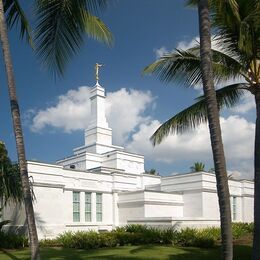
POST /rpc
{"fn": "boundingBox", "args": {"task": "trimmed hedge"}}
[0,231,28,249]
[47,225,216,249]
[0,222,250,250]
[52,223,253,249]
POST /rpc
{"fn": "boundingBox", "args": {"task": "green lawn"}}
[0,245,252,260]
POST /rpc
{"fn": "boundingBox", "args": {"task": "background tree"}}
[0,141,22,204]
[144,1,237,259]
[145,168,159,175]
[1,1,113,259]
[190,162,205,172]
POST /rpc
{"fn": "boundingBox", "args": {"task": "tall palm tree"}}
[144,0,234,259]
[144,0,259,259]
[0,1,113,259]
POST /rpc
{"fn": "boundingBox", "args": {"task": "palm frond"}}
[34,0,113,76]
[211,0,259,60]
[144,48,245,87]
[238,4,260,58]
[4,0,32,45]
[151,83,247,145]
[82,13,113,47]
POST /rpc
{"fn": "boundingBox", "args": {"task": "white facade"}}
[3,81,254,239]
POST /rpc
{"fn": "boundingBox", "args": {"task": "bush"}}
[125,224,149,233]
[112,230,141,246]
[232,222,254,239]
[175,228,215,248]
[39,238,62,247]
[0,231,28,249]
[51,223,253,250]
[99,232,117,248]
[57,231,75,248]
[161,228,178,244]
[198,227,221,241]
[112,225,177,245]
[58,231,102,249]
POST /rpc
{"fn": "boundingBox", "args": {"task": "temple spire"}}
[84,64,112,153]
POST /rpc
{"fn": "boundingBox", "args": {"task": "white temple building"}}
[4,75,254,239]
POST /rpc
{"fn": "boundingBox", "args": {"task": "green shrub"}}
[57,231,75,248]
[125,224,149,233]
[175,228,215,248]
[161,228,177,244]
[39,238,61,247]
[199,227,221,241]
[193,235,215,248]
[232,222,254,239]
[99,232,117,247]
[112,230,139,246]
[123,225,175,244]
[53,223,253,250]
[0,231,28,248]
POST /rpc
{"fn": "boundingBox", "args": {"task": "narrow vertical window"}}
[73,192,80,222]
[232,196,237,221]
[85,193,92,222]
[96,193,102,222]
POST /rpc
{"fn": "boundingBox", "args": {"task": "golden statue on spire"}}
[95,63,104,82]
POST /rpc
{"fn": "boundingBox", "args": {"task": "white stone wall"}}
[183,192,203,218]
[118,190,183,225]
[161,172,254,223]
[4,164,254,239]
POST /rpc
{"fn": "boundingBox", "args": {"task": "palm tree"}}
[190,162,205,172]
[0,1,113,259]
[144,0,235,259]
[144,1,259,259]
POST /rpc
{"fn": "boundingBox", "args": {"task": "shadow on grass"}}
[0,249,20,260]
[0,245,252,260]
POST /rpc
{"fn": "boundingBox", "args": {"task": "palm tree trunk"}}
[253,90,260,260]
[0,1,40,259]
[198,1,233,259]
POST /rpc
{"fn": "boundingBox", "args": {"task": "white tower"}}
[84,81,113,153]
[57,63,144,174]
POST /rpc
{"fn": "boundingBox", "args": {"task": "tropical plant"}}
[190,162,205,172]
[0,1,113,259]
[145,168,158,175]
[0,141,22,237]
[144,1,259,259]
[0,141,22,204]
[143,0,245,258]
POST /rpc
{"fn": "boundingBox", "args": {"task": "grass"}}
[0,245,252,260]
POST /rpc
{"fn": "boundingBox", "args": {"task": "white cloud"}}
[177,36,200,50]
[31,87,92,133]
[30,86,154,146]
[154,46,168,58]
[176,35,223,51]
[29,85,255,179]
[231,92,255,114]
[106,88,154,144]
[126,115,255,178]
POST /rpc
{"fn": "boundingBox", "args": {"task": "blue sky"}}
[0,0,256,178]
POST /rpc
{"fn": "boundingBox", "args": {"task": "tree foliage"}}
[0,142,22,204]
[3,0,113,76]
[190,162,205,172]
